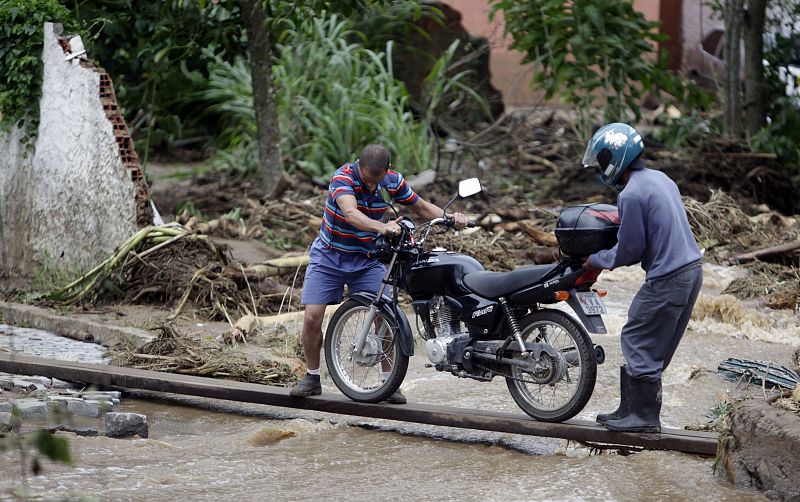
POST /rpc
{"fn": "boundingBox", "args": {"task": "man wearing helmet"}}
[582,123,703,433]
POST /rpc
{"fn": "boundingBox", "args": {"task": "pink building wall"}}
[443,0,671,108]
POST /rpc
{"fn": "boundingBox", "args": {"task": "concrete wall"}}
[0,23,140,276]
[681,0,723,75]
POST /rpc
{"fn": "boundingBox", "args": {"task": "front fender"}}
[347,292,414,356]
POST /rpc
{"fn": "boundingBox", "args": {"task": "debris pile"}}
[683,190,800,309]
[177,194,324,248]
[44,225,302,321]
[684,190,796,261]
[110,323,297,386]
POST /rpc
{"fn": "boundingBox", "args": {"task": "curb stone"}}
[0,302,152,347]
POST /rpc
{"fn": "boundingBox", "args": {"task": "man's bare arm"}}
[337,194,400,235]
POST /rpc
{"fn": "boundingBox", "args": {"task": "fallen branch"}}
[720,152,778,159]
[245,255,310,278]
[732,240,800,264]
[517,220,558,247]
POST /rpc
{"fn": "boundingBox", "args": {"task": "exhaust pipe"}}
[561,344,605,365]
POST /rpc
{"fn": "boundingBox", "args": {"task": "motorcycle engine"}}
[420,296,467,364]
[419,296,463,340]
[426,336,462,364]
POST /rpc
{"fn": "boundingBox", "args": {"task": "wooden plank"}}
[0,354,718,455]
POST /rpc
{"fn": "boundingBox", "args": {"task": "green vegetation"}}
[751,97,800,173]
[64,0,246,156]
[489,0,711,134]
[32,251,83,294]
[753,2,800,172]
[652,110,716,148]
[193,14,488,176]
[0,0,74,142]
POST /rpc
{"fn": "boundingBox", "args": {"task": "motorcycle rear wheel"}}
[324,299,409,403]
[505,309,597,422]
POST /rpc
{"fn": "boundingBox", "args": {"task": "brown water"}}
[0,399,767,501]
[3,263,796,501]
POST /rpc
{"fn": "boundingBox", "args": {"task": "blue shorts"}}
[301,238,386,305]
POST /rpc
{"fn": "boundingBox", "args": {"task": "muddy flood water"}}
[2,263,798,501]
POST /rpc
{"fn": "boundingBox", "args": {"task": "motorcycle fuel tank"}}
[403,249,484,298]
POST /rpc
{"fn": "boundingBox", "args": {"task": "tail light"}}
[554,291,570,301]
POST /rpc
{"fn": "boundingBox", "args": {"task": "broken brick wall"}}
[0,22,149,277]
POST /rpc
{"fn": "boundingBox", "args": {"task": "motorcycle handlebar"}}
[432,217,476,228]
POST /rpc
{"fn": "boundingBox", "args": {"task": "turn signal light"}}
[595,289,608,298]
[554,291,570,301]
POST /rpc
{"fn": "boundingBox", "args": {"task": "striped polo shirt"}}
[319,161,419,254]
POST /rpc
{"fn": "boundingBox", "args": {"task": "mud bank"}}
[717,399,800,500]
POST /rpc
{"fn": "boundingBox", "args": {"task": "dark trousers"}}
[621,263,703,381]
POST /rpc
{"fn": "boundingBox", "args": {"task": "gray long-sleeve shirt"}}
[588,167,702,280]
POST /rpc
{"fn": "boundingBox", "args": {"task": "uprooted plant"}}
[43,225,299,321]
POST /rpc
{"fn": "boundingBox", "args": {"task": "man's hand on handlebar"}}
[447,212,469,230]
[381,217,403,236]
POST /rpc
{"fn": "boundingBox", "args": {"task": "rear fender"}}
[347,292,414,356]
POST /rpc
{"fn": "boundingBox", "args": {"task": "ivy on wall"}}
[0,0,74,142]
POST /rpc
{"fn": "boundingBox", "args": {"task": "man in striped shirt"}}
[291,144,468,403]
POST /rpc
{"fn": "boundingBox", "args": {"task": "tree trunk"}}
[237,0,283,197]
[743,0,768,137]
[724,0,744,137]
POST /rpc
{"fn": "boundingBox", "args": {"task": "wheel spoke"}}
[327,304,406,397]
[511,319,582,412]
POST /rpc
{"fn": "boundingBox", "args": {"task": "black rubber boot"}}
[384,389,407,405]
[603,376,662,433]
[596,365,631,425]
[289,373,322,397]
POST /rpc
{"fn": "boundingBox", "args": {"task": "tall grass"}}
[274,15,433,175]
[192,13,487,177]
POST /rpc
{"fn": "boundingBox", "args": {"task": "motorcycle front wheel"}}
[324,299,409,403]
[505,309,597,422]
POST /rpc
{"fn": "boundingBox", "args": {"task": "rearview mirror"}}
[458,178,482,198]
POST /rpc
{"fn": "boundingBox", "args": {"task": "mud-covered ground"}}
[137,110,800,317]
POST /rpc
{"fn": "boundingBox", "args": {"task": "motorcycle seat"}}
[463,264,558,299]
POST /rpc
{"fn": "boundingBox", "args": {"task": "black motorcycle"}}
[323,178,618,422]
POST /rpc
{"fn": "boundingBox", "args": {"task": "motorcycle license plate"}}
[576,291,607,315]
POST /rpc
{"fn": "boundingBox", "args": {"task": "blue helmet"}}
[581,123,644,189]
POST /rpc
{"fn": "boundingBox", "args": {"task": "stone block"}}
[0,400,12,413]
[81,391,121,400]
[66,400,101,418]
[105,412,148,438]
[13,399,49,419]
[0,377,14,391]
[50,378,74,389]
[46,396,81,413]
[0,411,21,434]
[84,398,114,412]
[12,379,36,392]
[26,376,52,387]
[51,424,98,437]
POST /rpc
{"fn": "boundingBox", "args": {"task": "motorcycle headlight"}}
[371,236,393,263]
